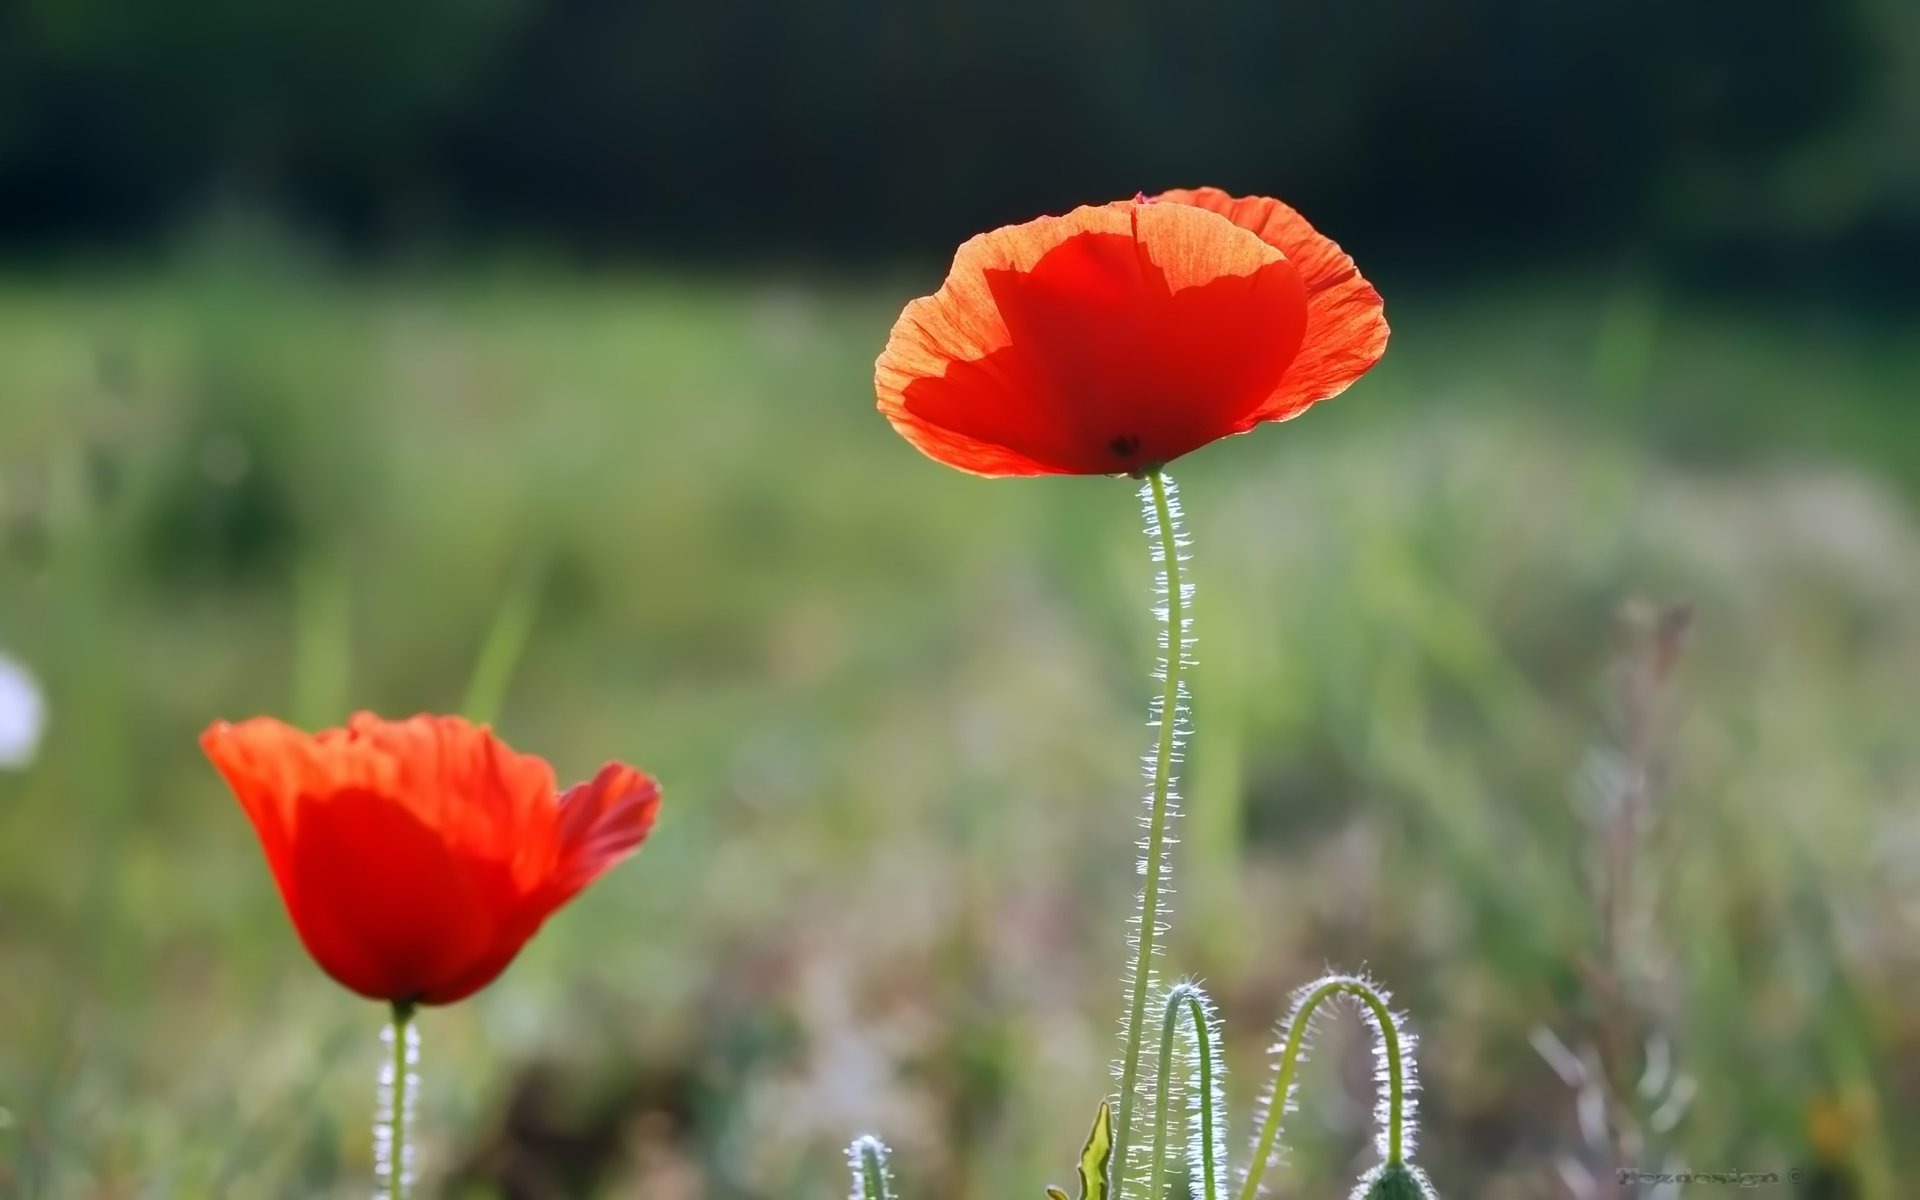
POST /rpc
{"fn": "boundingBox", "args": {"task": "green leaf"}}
[1047,1100,1112,1200]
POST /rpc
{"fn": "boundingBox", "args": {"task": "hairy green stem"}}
[1147,995,1180,1200]
[384,1001,417,1200]
[1113,469,1188,1195]
[1190,992,1221,1200]
[1240,977,1408,1200]
[1149,983,1222,1200]
[849,1136,895,1200]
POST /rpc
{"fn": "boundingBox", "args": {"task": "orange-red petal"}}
[548,763,663,905]
[877,201,1309,476]
[1158,187,1388,421]
[283,783,512,1001]
[202,713,660,1005]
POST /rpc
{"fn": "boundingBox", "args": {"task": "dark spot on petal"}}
[1109,434,1140,458]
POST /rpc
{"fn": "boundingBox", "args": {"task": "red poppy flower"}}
[202,712,661,1006]
[875,188,1387,476]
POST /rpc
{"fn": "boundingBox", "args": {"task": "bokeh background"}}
[2,1,1918,1196]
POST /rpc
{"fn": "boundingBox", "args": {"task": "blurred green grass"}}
[0,240,1916,1198]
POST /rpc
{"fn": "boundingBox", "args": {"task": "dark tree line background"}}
[2,0,1916,279]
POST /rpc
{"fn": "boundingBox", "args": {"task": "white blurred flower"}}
[0,652,47,769]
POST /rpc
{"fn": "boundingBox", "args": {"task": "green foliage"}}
[0,267,1914,1197]
[1044,1100,1111,1200]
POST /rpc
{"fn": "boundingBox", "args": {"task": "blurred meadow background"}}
[2,1,1919,1197]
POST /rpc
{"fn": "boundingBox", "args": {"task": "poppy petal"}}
[203,713,661,1006]
[1159,187,1388,421]
[201,718,326,919]
[331,712,558,854]
[550,763,662,902]
[411,764,659,1004]
[284,785,510,1002]
[877,201,1308,476]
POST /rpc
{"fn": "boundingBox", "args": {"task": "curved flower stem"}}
[1149,983,1224,1200]
[379,1001,419,1200]
[1113,469,1190,1196]
[1239,976,1408,1200]
[1189,992,1222,1200]
[1147,997,1180,1200]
